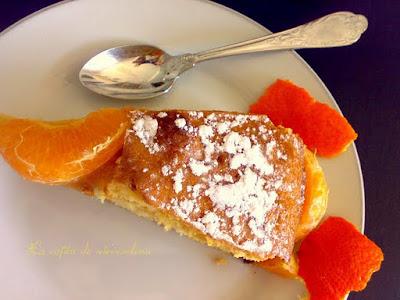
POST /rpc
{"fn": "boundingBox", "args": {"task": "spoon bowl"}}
[79,45,177,99]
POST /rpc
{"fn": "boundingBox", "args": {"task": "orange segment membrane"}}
[298,216,383,300]
[249,80,358,157]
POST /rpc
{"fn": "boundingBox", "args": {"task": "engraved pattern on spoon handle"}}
[194,12,368,63]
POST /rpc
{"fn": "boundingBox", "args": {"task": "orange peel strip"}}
[298,216,383,299]
[250,79,357,157]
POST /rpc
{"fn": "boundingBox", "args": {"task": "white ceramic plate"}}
[0,0,364,299]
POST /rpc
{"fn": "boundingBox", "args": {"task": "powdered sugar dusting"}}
[189,159,212,176]
[209,168,277,225]
[157,112,167,118]
[161,165,171,176]
[132,114,160,154]
[223,132,274,175]
[175,118,186,129]
[223,132,251,154]
[173,169,184,193]
[126,110,305,260]
[202,212,220,236]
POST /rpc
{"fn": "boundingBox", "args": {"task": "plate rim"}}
[0,0,364,232]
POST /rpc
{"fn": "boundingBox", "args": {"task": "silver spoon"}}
[79,11,367,100]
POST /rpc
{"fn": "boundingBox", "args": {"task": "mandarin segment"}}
[298,217,384,300]
[249,79,357,157]
[256,255,299,279]
[295,149,328,241]
[0,108,129,184]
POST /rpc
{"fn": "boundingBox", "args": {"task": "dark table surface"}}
[2,1,399,299]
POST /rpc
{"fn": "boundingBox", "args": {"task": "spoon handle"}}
[193,11,368,62]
